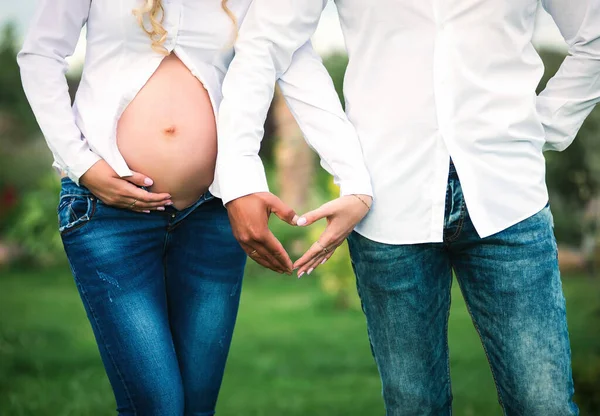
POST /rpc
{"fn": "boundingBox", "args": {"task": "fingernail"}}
[144,178,153,186]
[165,201,173,206]
[321,258,328,265]
[292,215,299,225]
[157,207,165,211]
[297,217,307,226]
[298,272,305,279]
[307,268,314,275]
[143,210,150,214]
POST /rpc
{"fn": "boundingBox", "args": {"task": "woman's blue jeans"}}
[58,178,247,415]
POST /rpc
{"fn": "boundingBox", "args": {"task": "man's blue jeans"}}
[347,163,579,416]
[59,178,247,415]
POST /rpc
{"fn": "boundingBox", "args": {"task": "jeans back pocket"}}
[58,194,97,235]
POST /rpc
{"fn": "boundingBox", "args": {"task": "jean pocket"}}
[58,194,97,235]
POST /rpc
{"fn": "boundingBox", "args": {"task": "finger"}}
[264,193,298,226]
[123,171,154,188]
[293,222,341,270]
[299,243,342,278]
[294,227,347,275]
[240,242,286,274]
[296,200,338,227]
[294,240,328,272]
[123,199,172,210]
[242,232,292,274]
[298,252,327,278]
[250,251,283,273]
[260,231,294,273]
[321,251,335,265]
[125,185,172,203]
[130,206,165,213]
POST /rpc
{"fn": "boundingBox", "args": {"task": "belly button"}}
[163,125,177,136]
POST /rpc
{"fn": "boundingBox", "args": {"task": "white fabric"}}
[18,0,373,203]
[218,0,600,243]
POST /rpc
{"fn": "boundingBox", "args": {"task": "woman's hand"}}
[293,194,372,277]
[79,160,172,213]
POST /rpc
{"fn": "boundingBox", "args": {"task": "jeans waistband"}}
[60,177,216,217]
[60,177,94,197]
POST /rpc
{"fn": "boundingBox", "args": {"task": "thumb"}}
[124,171,154,188]
[265,193,298,226]
[296,201,336,227]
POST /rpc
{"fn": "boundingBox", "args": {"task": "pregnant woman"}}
[18,0,373,414]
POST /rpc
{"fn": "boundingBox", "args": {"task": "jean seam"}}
[454,273,507,416]
[444,272,453,414]
[349,249,383,407]
[444,182,451,230]
[169,193,212,231]
[60,196,97,236]
[75,278,137,415]
[445,197,467,243]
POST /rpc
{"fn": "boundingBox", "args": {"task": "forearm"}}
[17,0,99,183]
[277,42,373,197]
[538,0,600,151]
[19,54,101,181]
[216,0,327,204]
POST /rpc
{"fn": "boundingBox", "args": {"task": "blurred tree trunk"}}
[272,86,314,212]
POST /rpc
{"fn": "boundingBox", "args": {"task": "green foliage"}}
[5,174,63,265]
[322,53,349,109]
[573,357,600,414]
[0,22,38,139]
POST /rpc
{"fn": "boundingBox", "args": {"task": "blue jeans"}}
[58,178,247,416]
[347,162,578,416]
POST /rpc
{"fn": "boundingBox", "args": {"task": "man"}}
[217,0,600,414]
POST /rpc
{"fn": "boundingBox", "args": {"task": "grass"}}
[0,261,599,415]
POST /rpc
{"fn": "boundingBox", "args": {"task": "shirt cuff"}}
[338,180,374,199]
[216,156,270,205]
[65,150,103,185]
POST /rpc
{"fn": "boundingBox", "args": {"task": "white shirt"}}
[218,0,600,244]
[18,0,373,201]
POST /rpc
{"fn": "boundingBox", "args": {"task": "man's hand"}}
[226,192,298,274]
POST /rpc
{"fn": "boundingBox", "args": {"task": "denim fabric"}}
[347,162,578,416]
[58,178,247,416]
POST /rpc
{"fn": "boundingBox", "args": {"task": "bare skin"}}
[78,52,371,274]
[226,193,371,276]
[117,53,218,210]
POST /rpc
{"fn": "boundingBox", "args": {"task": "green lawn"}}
[1,262,599,415]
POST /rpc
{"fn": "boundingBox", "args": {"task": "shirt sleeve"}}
[17,0,101,184]
[277,41,373,198]
[538,0,600,152]
[217,0,362,204]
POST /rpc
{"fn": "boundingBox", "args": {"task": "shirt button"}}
[171,214,176,219]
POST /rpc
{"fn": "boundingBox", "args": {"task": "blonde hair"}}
[133,1,237,55]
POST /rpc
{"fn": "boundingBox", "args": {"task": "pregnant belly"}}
[117,54,216,210]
